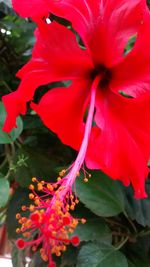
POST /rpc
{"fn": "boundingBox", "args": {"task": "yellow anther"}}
[29,184,34,190]
[40,209,44,214]
[29,193,34,200]
[56,251,61,257]
[57,177,61,182]
[70,205,75,210]
[37,183,43,191]
[32,246,37,252]
[41,254,48,262]
[59,169,66,177]
[76,171,80,177]
[72,219,78,227]
[40,248,44,254]
[26,220,32,228]
[62,246,66,251]
[66,204,69,211]
[29,205,35,212]
[21,226,26,232]
[32,177,37,183]
[16,213,21,220]
[81,218,86,224]
[41,181,45,185]
[84,178,88,183]
[21,217,27,223]
[35,199,40,206]
[55,200,61,207]
[47,183,53,191]
[18,219,23,224]
[23,232,30,238]
[88,174,92,178]
[52,231,56,235]
[75,199,79,204]
[16,228,20,233]
[21,205,27,211]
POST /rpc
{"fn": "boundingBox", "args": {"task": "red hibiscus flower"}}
[13,0,50,19]
[2,0,150,198]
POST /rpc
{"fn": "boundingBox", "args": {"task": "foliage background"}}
[1,1,150,266]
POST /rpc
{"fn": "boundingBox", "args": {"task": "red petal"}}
[2,91,26,132]
[12,0,49,19]
[112,11,150,97]
[2,22,91,132]
[48,0,146,66]
[18,21,92,82]
[31,80,90,150]
[86,90,150,198]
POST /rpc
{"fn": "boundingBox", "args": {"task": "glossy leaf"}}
[73,218,112,244]
[123,181,150,226]
[76,171,125,217]
[28,252,47,267]
[6,188,31,239]
[11,245,25,267]
[77,243,128,267]
[13,146,58,187]
[60,246,78,267]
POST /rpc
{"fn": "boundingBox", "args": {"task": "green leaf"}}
[11,245,25,267]
[123,181,150,227]
[60,246,78,267]
[0,178,9,208]
[14,146,58,187]
[28,252,47,267]
[124,35,136,55]
[77,243,128,267]
[128,261,135,267]
[6,187,31,239]
[73,218,112,244]
[28,252,61,267]
[76,171,125,217]
[0,102,23,144]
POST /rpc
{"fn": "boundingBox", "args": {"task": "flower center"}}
[91,65,112,89]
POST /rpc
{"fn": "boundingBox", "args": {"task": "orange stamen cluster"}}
[15,175,86,266]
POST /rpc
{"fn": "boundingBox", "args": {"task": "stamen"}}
[15,75,101,266]
[62,74,101,191]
